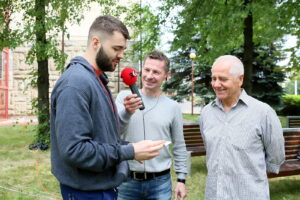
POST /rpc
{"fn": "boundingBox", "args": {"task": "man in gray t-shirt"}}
[116,51,188,200]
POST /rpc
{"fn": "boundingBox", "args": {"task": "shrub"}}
[280,95,300,116]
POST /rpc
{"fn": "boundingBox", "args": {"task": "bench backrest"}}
[283,128,300,160]
[183,123,205,156]
[183,123,300,161]
[286,116,300,128]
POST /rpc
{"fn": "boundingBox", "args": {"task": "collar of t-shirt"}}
[91,65,101,77]
[91,65,114,111]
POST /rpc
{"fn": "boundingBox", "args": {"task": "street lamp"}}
[189,52,196,115]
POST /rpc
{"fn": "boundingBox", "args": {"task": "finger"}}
[150,140,165,146]
[174,192,178,200]
[125,98,142,106]
[149,144,164,152]
[124,94,138,100]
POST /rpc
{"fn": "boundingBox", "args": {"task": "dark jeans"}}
[60,184,118,200]
[118,173,172,200]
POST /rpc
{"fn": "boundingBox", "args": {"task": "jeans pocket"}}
[155,173,171,183]
[68,193,75,200]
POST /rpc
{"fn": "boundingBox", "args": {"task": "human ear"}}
[91,36,101,49]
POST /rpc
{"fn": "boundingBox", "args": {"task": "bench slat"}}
[268,160,300,178]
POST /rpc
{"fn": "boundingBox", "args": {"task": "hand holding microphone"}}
[121,68,145,110]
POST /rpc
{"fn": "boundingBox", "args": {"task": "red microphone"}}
[121,68,145,110]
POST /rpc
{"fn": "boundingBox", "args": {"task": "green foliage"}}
[237,45,286,110]
[162,0,298,65]
[31,98,50,145]
[0,0,23,49]
[284,80,300,95]
[4,0,119,147]
[280,95,300,116]
[123,2,162,64]
[163,44,285,109]
[160,0,299,101]
[162,51,215,104]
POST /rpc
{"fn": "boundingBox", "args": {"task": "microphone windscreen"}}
[121,68,138,86]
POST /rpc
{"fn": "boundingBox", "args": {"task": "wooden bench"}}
[183,123,300,178]
[183,123,205,156]
[286,116,300,128]
[268,128,300,178]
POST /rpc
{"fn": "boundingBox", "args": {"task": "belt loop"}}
[144,172,147,180]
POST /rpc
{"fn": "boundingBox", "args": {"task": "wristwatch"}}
[177,178,186,184]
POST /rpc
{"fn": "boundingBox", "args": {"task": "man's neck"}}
[221,91,241,112]
[142,88,161,98]
[83,51,101,72]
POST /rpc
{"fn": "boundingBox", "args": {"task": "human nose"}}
[117,51,124,59]
[212,79,221,88]
[145,71,154,79]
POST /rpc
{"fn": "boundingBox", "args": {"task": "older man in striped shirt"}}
[199,55,285,200]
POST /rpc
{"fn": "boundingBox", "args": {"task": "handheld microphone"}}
[121,68,145,110]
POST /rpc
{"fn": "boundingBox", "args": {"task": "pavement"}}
[0,115,38,126]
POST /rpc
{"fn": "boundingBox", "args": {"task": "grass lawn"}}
[0,125,299,199]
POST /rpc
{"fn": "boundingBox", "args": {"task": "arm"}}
[55,87,163,172]
[171,105,188,199]
[54,87,134,172]
[199,112,206,149]
[115,91,133,131]
[115,91,142,132]
[261,107,285,174]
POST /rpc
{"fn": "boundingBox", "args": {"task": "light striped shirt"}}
[199,89,285,200]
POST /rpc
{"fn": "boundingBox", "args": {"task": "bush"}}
[280,95,300,115]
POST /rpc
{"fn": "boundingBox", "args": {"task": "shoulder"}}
[247,95,273,112]
[245,96,278,122]
[161,95,180,108]
[55,63,95,93]
[201,102,214,114]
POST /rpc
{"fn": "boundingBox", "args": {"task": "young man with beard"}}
[50,15,164,200]
[199,55,285,200]
[116,51,188,200]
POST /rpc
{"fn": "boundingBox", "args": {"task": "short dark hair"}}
[144,50,170,72]
[87,15,130,44]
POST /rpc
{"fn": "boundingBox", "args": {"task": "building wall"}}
[8,39,137,116]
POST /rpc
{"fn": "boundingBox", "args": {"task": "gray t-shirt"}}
[116,90,188,179]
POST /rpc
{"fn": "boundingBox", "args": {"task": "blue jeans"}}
[60,184,118,200]
[118,173,172,200]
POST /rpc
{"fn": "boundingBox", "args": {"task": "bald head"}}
[212,55,244,78]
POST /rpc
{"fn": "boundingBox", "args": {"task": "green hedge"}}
[280,95,300,115]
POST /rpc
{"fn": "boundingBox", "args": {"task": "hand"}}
[132,140,165,162]
[123,94,143,114]
[174,182,187,200]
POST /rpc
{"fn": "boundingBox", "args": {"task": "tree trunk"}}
[35,0,50,145]
[243,0,254,95]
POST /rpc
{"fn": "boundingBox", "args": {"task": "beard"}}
[95,46,115,72]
